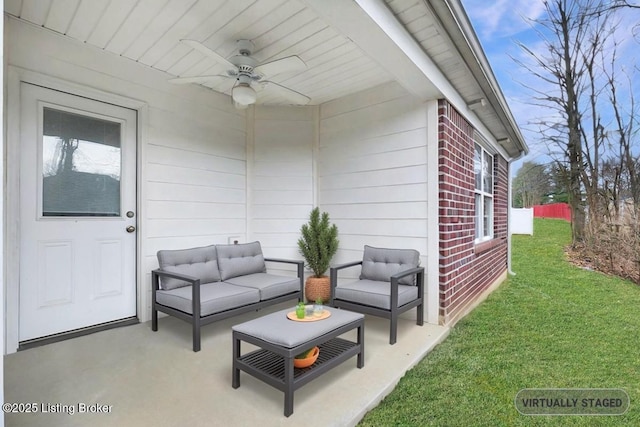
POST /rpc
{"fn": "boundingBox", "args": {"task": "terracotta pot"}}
[304,276,331,303]
[293,346,319,368]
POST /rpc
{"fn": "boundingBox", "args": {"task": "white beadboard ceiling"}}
[4,0,397,105]
[4,0,526,156]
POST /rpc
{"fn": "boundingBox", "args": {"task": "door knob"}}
[126,226,136,233]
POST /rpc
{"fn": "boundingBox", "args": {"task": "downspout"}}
[507,151,526,276]
[507,161,516,275]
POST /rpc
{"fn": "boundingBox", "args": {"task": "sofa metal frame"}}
[152,258,304,352]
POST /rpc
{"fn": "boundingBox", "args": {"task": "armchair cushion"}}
[157,245,220,290]
[360,245,420,286]
[334,279,419,309]
[216,241,267,281]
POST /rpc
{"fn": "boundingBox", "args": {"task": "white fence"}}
[511,208,533,235]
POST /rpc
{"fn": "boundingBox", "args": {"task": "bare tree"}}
[514,0,612,244]
[607,70,639,208]
[579,13,616,234]
[511,0,639,246]
[609,0,640,9]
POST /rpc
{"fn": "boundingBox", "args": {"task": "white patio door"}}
[19,83,137,342]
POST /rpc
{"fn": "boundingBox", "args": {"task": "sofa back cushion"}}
[157,245,221,290]
[359,245,420,285]
[216,241,267,281]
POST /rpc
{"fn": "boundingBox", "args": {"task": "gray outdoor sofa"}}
[152,241,303,351]
[329,245,424,344]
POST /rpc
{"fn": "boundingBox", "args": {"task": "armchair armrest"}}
[329,261,363,304]
[390,267,425,309]
[331,260,364,271]
[390,267,424,282]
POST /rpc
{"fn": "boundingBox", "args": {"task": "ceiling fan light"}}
[232,84,256,105]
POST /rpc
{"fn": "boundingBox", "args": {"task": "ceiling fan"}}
[169,39,310,109]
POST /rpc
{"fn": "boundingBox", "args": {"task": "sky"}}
[460,0,640,174]
[460,0,549,172]
[462,0,547,174]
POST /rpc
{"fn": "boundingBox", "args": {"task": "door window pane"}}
[42,108,122,217]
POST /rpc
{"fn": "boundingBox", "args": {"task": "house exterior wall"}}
[318,82,429,263]
[317,81,440,321]
[438,100,509,324]
[3,18,516,351]
[4,18,246,327]
[249,106,316,269]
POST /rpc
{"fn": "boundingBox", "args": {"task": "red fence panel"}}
[533,203,571,221]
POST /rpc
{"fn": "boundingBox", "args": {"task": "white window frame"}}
[474,142,494,242]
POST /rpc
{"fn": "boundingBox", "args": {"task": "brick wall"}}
[438,100,509,324]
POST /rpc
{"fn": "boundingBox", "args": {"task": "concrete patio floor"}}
[4,302,449,427]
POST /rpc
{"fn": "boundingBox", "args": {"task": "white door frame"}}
[5,67,148,354]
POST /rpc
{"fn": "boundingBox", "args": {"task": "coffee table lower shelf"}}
[237,337,358,384]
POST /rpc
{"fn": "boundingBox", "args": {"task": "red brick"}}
[438,99,509,325]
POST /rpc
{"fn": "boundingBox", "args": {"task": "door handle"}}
[126,226,136,233]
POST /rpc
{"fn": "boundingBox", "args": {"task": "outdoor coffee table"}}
[232,307,365,416]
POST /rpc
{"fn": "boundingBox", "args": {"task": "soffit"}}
[4,0,527,157]
[386,0,527,157]
[4,0,395,106]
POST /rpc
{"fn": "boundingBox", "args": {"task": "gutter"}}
[429,0,529,156]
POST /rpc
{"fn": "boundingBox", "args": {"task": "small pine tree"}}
[297,208,339,277]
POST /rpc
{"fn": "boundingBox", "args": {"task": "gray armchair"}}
[329,245,424,344]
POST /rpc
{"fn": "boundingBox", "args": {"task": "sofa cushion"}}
[157,245,221,290]
[360,245,420,286]
[224,273,300,300]
[216,241,267,281]
[155,282,260,317]
[335,279,418,309]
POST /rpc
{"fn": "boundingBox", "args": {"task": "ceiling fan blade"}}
[168,75,229,84]
[261,81,311,105]
[254,56,306,77]
[180,39,236,69]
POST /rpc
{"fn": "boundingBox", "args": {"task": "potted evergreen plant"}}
[297,207,339,303]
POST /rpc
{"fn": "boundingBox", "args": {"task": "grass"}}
[359,219,640,426]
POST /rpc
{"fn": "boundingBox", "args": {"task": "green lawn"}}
[359,219,640,426]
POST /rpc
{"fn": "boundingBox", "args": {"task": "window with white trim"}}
[474,142,493,241]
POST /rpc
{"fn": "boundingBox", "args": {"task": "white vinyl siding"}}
[6,18,246,321]
[250,106,316,263]
[5,18,441,330]
[318,82,429,268]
